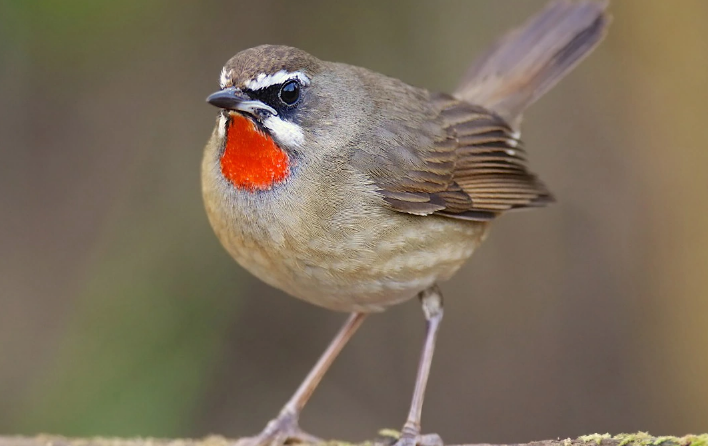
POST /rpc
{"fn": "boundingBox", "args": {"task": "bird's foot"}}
[392,433,443,446]
[381,427,443,446]
[234,412,323,446]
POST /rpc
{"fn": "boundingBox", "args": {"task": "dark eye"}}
[279,80,300,105]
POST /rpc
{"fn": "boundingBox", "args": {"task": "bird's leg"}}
[236,312,367,446]
[395,285,445,446]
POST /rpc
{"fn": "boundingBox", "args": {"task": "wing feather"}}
[353,0,609,221]
[371,94,552,221]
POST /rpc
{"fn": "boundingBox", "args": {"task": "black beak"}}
[206,87,277,116]
[206,87,247,109]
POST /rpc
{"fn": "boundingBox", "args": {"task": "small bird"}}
[202,2,609,445]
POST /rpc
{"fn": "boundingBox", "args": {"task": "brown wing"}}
[436,93,553,219]
[376,93,552,222]
[364,0,608,221]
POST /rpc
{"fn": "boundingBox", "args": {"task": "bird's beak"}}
[206,87,277,116]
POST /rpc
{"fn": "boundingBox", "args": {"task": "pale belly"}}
[202,150,490,312]
[206,194,488,312]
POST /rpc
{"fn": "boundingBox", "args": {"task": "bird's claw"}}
[396,433,443,446]
[233,414,323,446]
[380,428,443,446]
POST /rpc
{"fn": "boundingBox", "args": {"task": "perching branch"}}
[0,433,706,446]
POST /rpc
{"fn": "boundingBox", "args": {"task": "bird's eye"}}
[279,80,300,105]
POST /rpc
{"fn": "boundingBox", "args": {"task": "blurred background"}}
[1,0,707,443]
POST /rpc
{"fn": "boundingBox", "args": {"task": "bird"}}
[201,2,609,445]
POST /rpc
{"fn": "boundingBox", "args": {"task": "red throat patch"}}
[220,114,291,191]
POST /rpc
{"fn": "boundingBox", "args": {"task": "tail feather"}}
[454,0,610,126]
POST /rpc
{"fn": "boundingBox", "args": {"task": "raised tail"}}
[454,0,610,127]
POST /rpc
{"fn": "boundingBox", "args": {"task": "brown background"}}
[1,0,707,443]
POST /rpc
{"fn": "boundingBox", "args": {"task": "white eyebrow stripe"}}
[245,70,310,90]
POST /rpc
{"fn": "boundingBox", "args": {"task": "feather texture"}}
[374,93,552,221]
[366,0,608,221]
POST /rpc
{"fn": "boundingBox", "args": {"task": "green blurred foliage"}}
[14,202,242,436]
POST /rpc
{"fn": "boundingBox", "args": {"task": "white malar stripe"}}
[245,70,310,90]
[217,113,227,138]
[262,115,304,147]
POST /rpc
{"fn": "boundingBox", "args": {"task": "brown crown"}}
[220,45,322,89]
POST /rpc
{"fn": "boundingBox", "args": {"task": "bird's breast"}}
[204,184,486,311]
[202,129,489,312]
